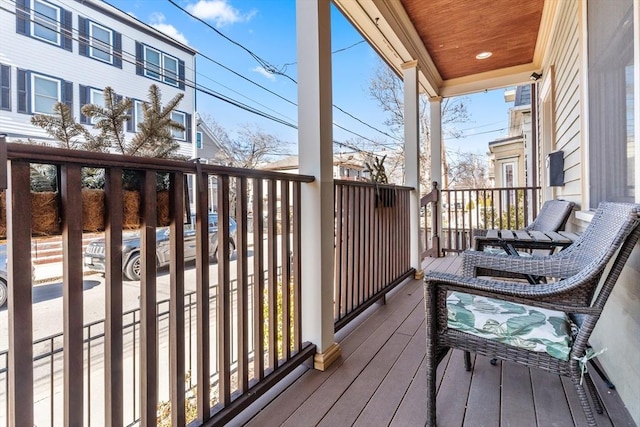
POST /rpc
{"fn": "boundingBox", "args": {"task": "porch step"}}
[30,233,102,265]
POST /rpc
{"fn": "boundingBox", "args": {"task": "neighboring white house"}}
[0,0,197,158]
[488,136,525,188]
[264,153,369,181]
[487,85,531,189]
[194,113,230,165]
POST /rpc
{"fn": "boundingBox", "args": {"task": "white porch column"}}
[402,61,423,278]
[296,0,341,370]
[430,96,443,254]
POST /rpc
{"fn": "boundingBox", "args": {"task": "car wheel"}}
[124,253,141,281]
[213,239,236,263]
[0,279,7,307]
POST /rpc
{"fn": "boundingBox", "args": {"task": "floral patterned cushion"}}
[447,292,572,361]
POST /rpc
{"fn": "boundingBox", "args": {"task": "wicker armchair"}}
[424,202,640,427]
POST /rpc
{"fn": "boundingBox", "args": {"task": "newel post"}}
[430,97,443,257]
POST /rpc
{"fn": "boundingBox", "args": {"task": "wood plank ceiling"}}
[400,0,545,80]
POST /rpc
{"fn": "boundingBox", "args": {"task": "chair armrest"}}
[471,229,488,250]
[426,271,541,299]
[472,228,488,238]
[425,270,600,317]
[461,249,584,279]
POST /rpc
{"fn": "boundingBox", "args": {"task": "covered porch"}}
[2,0,639,425]
[241,255,635,427]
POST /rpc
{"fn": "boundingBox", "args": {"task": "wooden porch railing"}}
[333,181,415,331]
[1,140,316,427]
[420,185,541,255]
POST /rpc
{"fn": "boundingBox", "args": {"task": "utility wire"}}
[165,0,401,143]
[0,3,297,128]
[1,1,398,154]
[196,50,296,107]
[450,127,507,139]
[166,0,296,83]
[1,2,375,153]
[281,39,366,67]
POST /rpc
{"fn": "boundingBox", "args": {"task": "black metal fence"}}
[0,271,281,427]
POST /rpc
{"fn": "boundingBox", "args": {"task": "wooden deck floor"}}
[240,255,635,427]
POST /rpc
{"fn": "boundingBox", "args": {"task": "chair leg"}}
[426,356,437,427]
[584,373,604,414]
[464,351,471,371]
[572,375,598,427]
[424,287,438,427]
[589,358,615,389]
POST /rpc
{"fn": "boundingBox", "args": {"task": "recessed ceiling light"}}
[476,52,492,60]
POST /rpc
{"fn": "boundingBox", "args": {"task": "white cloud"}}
[149,12,189,46]
[186,0,255,27]
[253,66,275,81]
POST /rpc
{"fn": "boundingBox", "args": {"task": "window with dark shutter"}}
[113,32,123,68]
[126,102,136,133]
[89,21,113,63]
[15,0,29,35]
[87,87,105,125]
[79,84,88,123]
[135,42,143,76]
[31,0,62,46]
[61,9,72,51]
[0,65,10,111]
[136,43,186,89]
[185,113,192,142]
[170,111,186,141]
[63,81,73,110]
[26,71,66,114]
[17,69,28,113]
[78,16,88,57]
[178,60,185,90]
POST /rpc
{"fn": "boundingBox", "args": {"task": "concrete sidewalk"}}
[34,262,97,285]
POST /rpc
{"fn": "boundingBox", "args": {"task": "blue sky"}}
[104,0,513,157]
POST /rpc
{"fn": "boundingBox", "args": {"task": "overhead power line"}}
[165,0,400,144]
[281,39,366,67]
[166,0,296,83]
[0,3,297,128]
[1,1,397,155]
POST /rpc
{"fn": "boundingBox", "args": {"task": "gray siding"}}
[541,0,582,207]
[540,1,640,424]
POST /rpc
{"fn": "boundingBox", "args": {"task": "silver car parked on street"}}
[83,213,237,281]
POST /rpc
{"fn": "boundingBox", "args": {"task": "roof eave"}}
[439,63,541,97]
[334,0,441,97]
[335,0,561,98]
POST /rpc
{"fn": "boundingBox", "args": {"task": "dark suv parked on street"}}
[83,213,237,281]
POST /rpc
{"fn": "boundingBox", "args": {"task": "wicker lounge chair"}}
[473,199,575,251]
[523,198,575,231]
[424,202,640,427]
